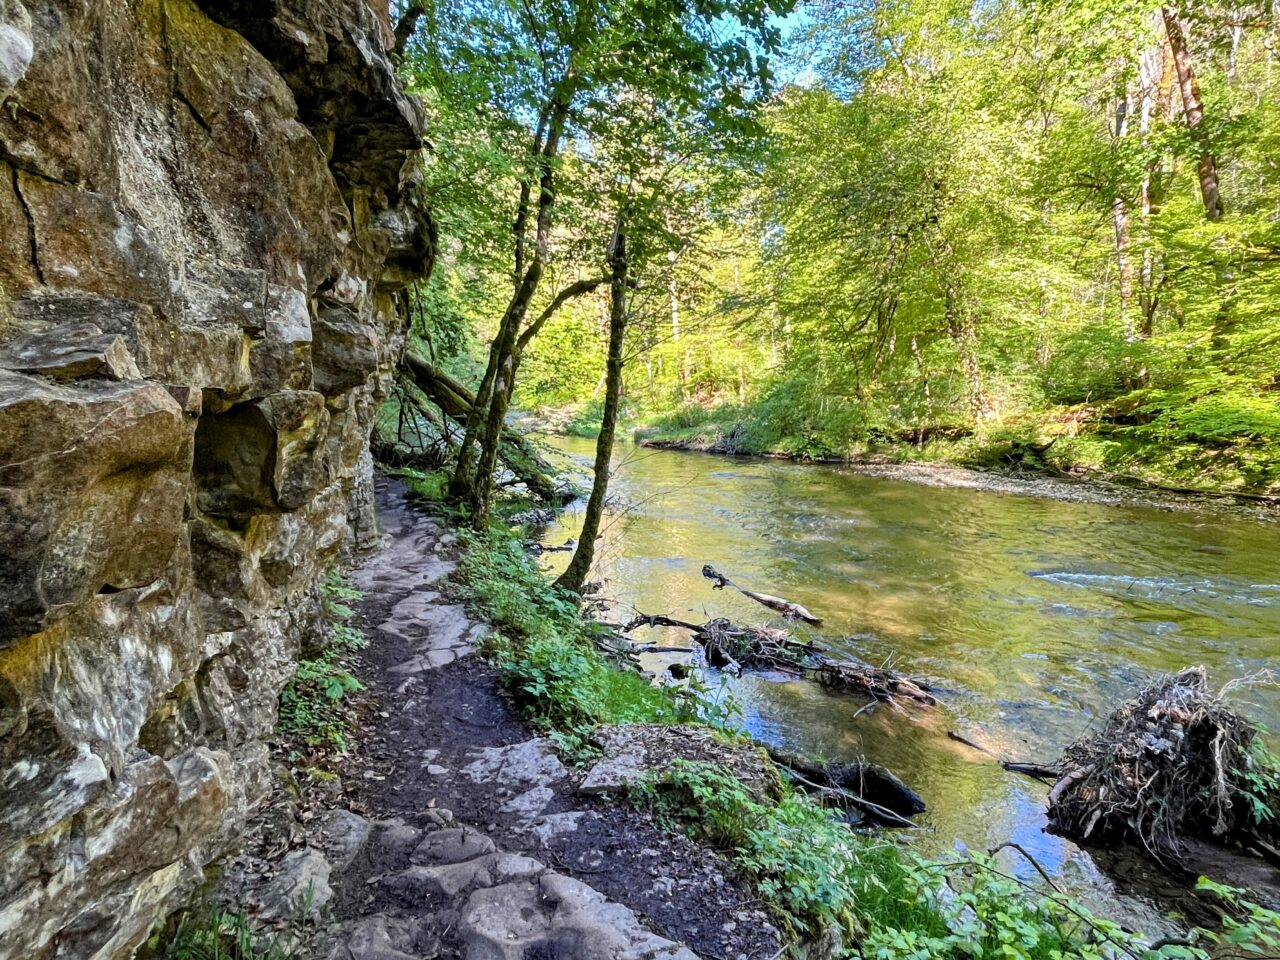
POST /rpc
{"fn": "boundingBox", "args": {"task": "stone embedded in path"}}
[410,827,496,865]
[389,852,545,899]
[459,872,700,960]
[382,599,479,674]
[499,786,556,820]
[529,812,597,846]
[251,848,333,920]
[373,819,425,860]
[327,914,439,960]
[389,647,468,674]
[579,725,777,802]
[315,809,372,872]
[461,739,568,789]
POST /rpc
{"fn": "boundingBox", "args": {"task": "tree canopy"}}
[403,0,1278,495]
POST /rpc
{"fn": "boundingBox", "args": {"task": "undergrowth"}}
[142,896,317,960]
[632,760,1280,959]
[276,570,368,757]
[388,464,450,502]
[452,519,1280,959]
[453,525,694,757]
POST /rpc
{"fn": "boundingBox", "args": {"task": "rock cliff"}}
[0,1,431,956]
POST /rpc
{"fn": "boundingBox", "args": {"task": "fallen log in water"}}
[611,613,931,828]
[766,746,926,827]
[619,612,935,712]
[814,659,937,707]
[701,565,823,625]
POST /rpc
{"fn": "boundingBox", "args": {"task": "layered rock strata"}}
[0,1,431,956]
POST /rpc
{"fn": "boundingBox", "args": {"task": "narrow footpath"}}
[285,477,782,960]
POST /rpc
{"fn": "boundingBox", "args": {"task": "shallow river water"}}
[536,436,1280,925]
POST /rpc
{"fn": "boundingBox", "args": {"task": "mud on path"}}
[309,476,781,960]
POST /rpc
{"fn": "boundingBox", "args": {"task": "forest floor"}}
[216,475,781,960]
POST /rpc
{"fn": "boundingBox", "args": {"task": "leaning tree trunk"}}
[453,73,575,524]
[401,353,563,503]
[1162,4,1224,222]
[555,225,628,596]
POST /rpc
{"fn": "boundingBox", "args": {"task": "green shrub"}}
[277,571,368,754]
[454,528,689,755]
[143,901,311,960]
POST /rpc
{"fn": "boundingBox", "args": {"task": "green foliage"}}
[505,0,1280,495]
[389,465,450,502]
[143,896,317,960]
[454,527,692,755]
[1238,736,1280,836]
[276,571,367,754]
[632,759,925,940]
[1195,879,1280,958]
[636,760,1280,960]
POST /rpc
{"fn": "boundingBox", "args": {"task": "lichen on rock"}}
[0,2,432,956]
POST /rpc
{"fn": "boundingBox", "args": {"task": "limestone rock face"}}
[0,1,432,956]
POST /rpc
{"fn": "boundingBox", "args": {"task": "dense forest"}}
[401,0,1280,496]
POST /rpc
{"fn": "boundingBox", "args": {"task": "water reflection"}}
[537,437,1280,923]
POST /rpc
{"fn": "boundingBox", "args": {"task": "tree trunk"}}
[1111,97,1136,338]
[945,286,989,422]
[459,85,574,526]
[400,353,564,503]
[1162,5,1225,221]
[1137,30,1175,344]
[1112,197,1135,337]
[556,224,628,595]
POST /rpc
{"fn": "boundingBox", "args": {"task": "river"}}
[536,435,1280,926]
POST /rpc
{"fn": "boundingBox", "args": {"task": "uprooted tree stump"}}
[1047,666,1280,863]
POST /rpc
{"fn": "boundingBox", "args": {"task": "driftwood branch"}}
[947,731,1063,783]
[619,612,935,710]
[701,565,823,625]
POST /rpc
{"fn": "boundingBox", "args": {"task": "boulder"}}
[312,303,382,395]
[0,322,141,380]
[0,371,192,643]
[580,725,779,802]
